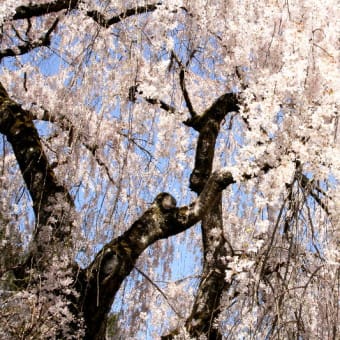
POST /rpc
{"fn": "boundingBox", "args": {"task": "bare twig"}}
[299,173,330,215]
[135,267,183,318]
[144,97,176,113]
[170,51,197,118]
[0,18,59,61]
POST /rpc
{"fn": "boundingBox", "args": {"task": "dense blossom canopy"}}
[0,1,338,339]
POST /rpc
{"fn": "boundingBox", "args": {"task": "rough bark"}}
[79,171,237,339]
[162,93,239,339]
[185,194,228,340]
[185,93,238,339]
[0,82,75,270]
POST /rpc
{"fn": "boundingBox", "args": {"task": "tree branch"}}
[79,159,275,339]
[299,173,330,215]
[187,92,239,192]
[170,51,197,118]
[182,92,239,339]
[179,68,196,118]
[81,91,241,339]
[6,2,159,64]
[30,107,119,185]
[79,169,236,338]
[0,18,59,61]
[145,97,176,113]
[87,3,160,28]
[185,193,227,340]
[134,267,182,318]
[13,1,160,28]
[0,81,76,268]
[83,142,116,186]
[13,0,79,20]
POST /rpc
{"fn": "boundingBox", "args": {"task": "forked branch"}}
[0,18,59,61]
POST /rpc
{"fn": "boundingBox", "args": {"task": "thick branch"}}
[80,92,241,339]
[13,0,78,20]
[160,92,240,339]
[187,92,239,192]
[82,163,269,339]
[183,93,238,339]
[79,168,238,339]
[185,194,228,340]
[0,82,75,266]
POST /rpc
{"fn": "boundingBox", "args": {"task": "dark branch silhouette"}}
[0,18,59,61]
[87,3,161,28]
[12,1,160,28]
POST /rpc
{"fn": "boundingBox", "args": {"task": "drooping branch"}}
[299,173,330,215]
[242,119,330,215]
[135,267,183,318]
[0,18,59,61]
[29,106,118,185]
